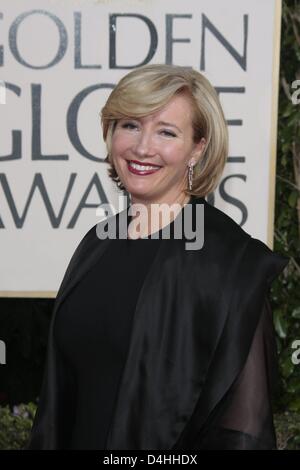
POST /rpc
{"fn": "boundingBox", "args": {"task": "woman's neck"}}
[128,192,191,239]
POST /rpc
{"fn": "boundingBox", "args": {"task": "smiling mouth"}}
[127,160,162,175]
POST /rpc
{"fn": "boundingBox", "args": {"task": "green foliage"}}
[274,412,300,450]
[0,403,36,450]
[0,403,299,450]
[272,0,300,415]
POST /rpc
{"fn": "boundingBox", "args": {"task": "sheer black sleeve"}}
[199,296,279,449]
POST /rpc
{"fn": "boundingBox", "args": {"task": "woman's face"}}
[110,92,205,204]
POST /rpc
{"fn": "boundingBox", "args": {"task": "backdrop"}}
[0,0,282,296]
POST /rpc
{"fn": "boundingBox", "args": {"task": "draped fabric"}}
[190,297,278,449]
[52,235,162,449]
[26,195,289,450]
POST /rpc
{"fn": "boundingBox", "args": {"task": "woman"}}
[27,64,289,450]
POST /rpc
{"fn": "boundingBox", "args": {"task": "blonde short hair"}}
[100,64,228,197]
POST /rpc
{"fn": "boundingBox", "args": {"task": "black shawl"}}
[26,195,289,450]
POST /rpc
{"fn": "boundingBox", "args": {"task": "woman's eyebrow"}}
[157,121,182,133]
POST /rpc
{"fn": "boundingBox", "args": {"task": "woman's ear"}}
[192,137,207,165]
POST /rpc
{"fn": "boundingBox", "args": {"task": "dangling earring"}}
[188,161,194,190]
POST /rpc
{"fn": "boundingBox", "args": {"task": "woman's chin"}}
[127,189,154,202]
[123,181,155,198]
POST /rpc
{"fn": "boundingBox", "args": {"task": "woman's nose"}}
[133,131,155,158]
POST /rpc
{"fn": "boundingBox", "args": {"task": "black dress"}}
[27,195,287,450]
[53,208,167,449]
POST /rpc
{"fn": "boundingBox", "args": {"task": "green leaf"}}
[286,376,300,394]
[280,354,294,378]
[288,397,300,413]
[274,308,288,338]
[282,105,293,118]
[292,307,300,319]
[288,191,298,208]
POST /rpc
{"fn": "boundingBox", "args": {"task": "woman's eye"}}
[161,130,176,137]
[121,122,138,130]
